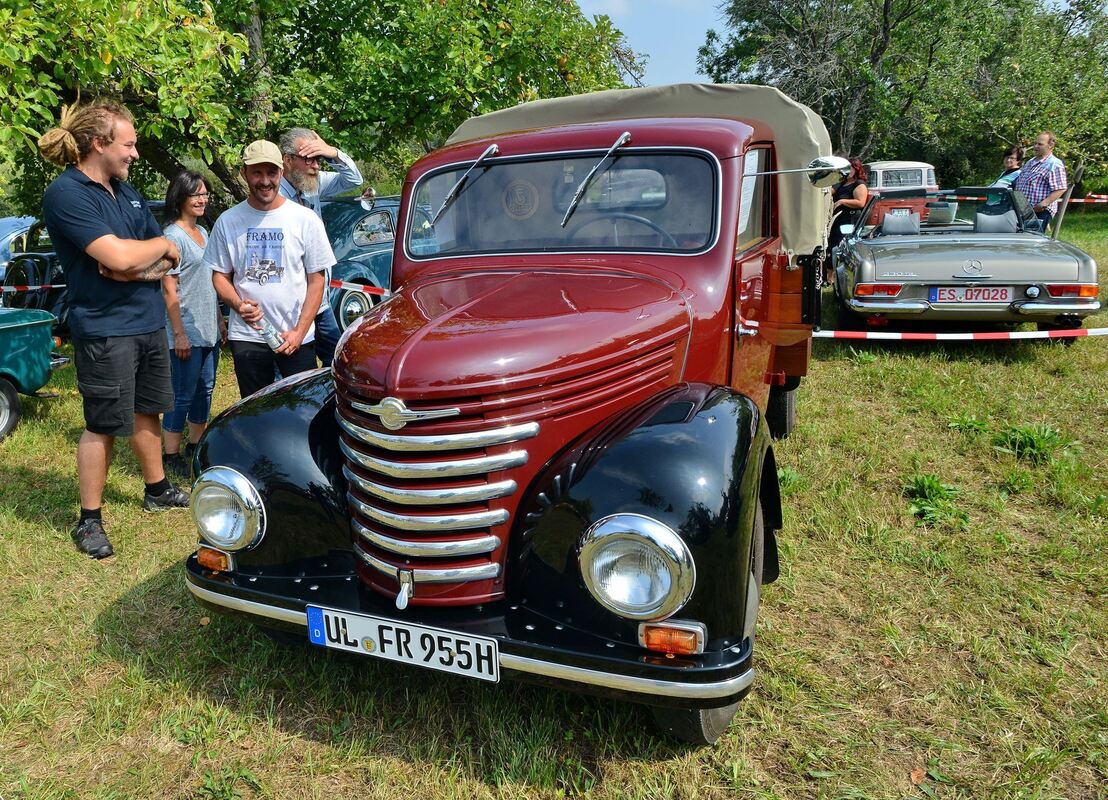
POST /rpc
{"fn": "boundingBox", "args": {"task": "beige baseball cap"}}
[242,139,283,167]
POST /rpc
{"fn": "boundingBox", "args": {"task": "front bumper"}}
[185,554,754,708]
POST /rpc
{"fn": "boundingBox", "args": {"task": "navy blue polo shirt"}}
[41,165,165,339]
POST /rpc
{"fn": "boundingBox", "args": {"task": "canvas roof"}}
[447,83,834,256]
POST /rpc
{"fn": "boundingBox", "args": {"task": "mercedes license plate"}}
[930,286,1013,303]
[306,605,500,682]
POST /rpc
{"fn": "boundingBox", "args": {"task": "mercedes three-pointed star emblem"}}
[961,259,983,275]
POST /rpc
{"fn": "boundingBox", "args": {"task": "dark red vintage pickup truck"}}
[185,84,844,744]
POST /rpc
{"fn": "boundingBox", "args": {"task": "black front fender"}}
[195,369,349,571]
[509,383,768,650]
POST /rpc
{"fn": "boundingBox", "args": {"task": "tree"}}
[698,0,954,158]
[0,0,244,209]
[0,0,642,211]
[698,0,1108,187]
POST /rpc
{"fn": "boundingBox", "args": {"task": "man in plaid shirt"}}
[1013,132,1067,230]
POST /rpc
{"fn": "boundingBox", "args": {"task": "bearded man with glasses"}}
[278,127,364,366]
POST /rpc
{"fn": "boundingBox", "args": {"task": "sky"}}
[575,0,726,87]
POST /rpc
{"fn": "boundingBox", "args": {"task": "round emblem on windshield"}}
[503,180,539,220]
[961,259,983,275]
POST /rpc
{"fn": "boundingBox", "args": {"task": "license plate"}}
[889,207,911,216]
[930,286,1013,303]
[306,605,500,682]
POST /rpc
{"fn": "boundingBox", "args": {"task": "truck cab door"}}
[730,147,776,408]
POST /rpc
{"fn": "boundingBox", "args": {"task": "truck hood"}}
[857,235,1081,281]
[335,269,690,398]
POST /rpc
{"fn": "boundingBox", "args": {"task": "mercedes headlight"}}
[191,467,266,551]
[578,514,695,621]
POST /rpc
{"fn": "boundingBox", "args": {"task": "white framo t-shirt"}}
[204,199,336,345]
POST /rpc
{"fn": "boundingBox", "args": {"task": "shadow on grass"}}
[812,289,1103,365]
[94,562,694,793]
[0,460,144,531]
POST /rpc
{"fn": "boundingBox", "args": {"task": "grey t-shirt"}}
[164,223,219,348]
[204,200,336,345]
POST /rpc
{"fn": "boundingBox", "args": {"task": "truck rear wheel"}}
[765,385,797,439]
[649,499,764,744]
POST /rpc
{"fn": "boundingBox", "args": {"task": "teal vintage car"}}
[0,308,67,440]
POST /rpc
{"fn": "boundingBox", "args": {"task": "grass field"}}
[1,215,1105,799]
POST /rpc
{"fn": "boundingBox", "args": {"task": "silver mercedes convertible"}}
[832,187,1100,329]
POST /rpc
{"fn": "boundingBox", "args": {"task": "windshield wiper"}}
[560,131,631,228]
[431,143,499,225]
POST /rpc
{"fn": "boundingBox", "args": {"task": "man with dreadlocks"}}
[38,99,190,560]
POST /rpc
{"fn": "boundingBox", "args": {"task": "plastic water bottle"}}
[256,315,285,351]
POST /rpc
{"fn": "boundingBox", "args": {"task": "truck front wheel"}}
[765,385,797,439]
[649,498,764,744]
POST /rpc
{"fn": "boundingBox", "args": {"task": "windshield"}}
[406,151,717,258]
[859,188,1040,237]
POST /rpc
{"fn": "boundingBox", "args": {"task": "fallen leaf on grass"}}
[911,767,926,785]
[199,616,210,626]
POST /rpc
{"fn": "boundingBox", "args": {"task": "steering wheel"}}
[567,213,679,249]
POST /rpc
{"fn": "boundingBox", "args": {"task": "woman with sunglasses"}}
[160,171,225,478]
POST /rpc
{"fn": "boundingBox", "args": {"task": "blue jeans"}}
[162,345,220,433]
[314,303,341,366]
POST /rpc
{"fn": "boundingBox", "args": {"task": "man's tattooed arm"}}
[133,257,175,281]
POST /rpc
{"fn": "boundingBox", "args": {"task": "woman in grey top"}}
[161,171,225,477]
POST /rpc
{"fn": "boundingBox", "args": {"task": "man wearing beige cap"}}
[205,140,336,397]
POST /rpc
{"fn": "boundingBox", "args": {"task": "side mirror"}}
[359,187,377,211]
[806,156,852,188]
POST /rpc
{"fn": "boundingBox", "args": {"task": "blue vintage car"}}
[322,196,437,330]
[0,215,37,283]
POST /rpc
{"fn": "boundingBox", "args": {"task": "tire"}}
[1037,319,1082,347]
[833,294,864,331]
[649,500,765,745]
[0,378,21,441]
[650,700,742,745]
[765,385,797,440]
[2,257,41,310]
[337,285,375,330]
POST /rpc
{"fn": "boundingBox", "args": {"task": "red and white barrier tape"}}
[814,327,1107,341]
[0,283,64,293]
[1069,197,1108,204]
[328,279,389,297]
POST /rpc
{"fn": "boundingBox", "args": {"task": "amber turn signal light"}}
[197,546,231,572]
[1046,284,1098,298]
[638,622,706,655]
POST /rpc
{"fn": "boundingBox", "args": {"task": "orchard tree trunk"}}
[241,3,273,136]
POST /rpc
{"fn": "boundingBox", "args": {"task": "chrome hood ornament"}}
[354,397,460,430]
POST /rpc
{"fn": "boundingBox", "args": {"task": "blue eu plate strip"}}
[306,606,326,646]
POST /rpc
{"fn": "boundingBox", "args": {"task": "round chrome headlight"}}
[191,467,266,551]
[578,514,695,621]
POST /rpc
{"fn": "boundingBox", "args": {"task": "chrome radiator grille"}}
[335,336,680,606]
[335,400,538,606]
